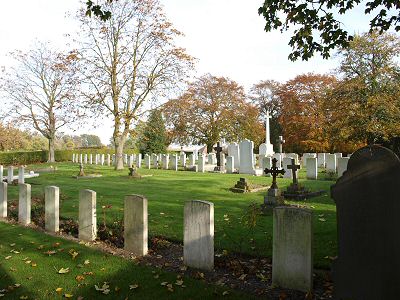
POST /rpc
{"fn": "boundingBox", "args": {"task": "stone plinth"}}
[184,200,214,271]
[264,188,284,206]
[124,195,148,256]
[79,189,97,241]
[19,183,31,225]
[45,186,59,233]
[273,207,313,292]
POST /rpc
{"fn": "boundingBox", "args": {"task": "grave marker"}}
[45,186,59,233]
[79,189,97,241]
[0,182,7,218]
[19,183,31,225]
[124,195,148,256]
[184,200,214,271]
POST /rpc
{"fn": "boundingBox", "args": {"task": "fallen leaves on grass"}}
[58,267,70,274]
[95,282,110,295]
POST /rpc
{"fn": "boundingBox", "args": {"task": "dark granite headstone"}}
[331,145,400,299]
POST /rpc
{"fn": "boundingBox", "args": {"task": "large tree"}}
[0,43,80,162]
[277,73,337,153]
[79,0,194,169]
[258,0,400,61]
[163,74,264,151]
[325,31,400,148]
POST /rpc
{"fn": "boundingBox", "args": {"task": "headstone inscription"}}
[331,145,400,299]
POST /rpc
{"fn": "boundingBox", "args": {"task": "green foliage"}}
[141,110,167,154]
[258,0,400,60]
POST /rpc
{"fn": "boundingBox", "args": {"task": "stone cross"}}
[214,142,223,167]
[265,110,272,145]
[278,135,285,154]
[264,158,285,189]
[287,158,300,185]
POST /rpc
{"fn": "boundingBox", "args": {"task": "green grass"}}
[5,163,337,269]
[0,222,248,299]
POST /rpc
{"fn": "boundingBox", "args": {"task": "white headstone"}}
[193,149,199,161]
[80,154,83,163]
[137,154,142,168]
[18,166,25,184]
[198,154,205,173]
[302,153,316,167]
[239,139,256,175]
[162,154,169,170]
[72,154,75,163]
[227,143,240,169]
[337,157,350,177]
[171,154,178,171]
[19,183,31,225]
[226,156,234,174]
[263,156,272,177]
[145,154,151,169]
[180,153,186,167]
[0,182,7,218]
[107,154,111,166]
[95,154,98,165]
[79,189,97,241]
[45,186,59,233]
[273,207,313,292]
[282,157,292,179]
[317,153,326,167]
[101,154,105,165]
[152,154,159,168]
[7,166,14,184]
[334,153,343,160]
[89,154,93,164]
[124,195,148,256]
[184,200,214,271]
[84,154,88,164]
[124,154,128,165]
[0,165,3,180]
[326,154,337,173]
[306,157,318,179]
[189,154,195,166]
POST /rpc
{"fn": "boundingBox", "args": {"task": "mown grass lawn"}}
[0,222,249,299]
[4,162,337,269]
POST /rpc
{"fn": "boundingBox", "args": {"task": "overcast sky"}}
[0,0,371,144]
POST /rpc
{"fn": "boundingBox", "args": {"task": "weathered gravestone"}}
[124,195,148,256]
[7,166,14,184]
[198,154,205,173]
[306,157,318,179]
[337,157,349,177]
[45,186,59,233]
[272,207,313,292]
[19,183,31,225]
[184,200,214,271]
[79,189,97,241]
[226,156,234,174]
[331,145,400,299]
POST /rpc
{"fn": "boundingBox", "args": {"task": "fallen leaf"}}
[222,291,230,296]
[58,267,70,274]
[75,275,85,282]
[84,260,90,265]
[56,288,63,294]
[64,294,73,298]
[69,249,79,260]
[95,282,110,295]
[5,256,11,260]
[129,284,139,290]
[175,280,184,286]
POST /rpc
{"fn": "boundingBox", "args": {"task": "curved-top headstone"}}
[331,145,400,299]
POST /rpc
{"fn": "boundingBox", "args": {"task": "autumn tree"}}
[140,109,167,154]
[277,73,337,153]
[258,0,400,60]
[79,0,194,170]
[0,43,81,162]
[163,74,264,151]
[326,31,400,149]
[249,80,282,149]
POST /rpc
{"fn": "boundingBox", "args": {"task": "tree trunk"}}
[48,137,55,163]
[114,134,128,170]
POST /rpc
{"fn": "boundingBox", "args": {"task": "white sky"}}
[0,0,372,144]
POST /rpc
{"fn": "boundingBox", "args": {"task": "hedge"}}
[0,148,138,165]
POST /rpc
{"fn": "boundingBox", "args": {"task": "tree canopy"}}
[258,0,400,61]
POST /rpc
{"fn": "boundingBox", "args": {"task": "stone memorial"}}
[226,156,234,174]
[18,166,25,184]
[184,200,214,271]
[306,157,318,179]
[162,154,169,170]
[171,154,178,171]
[272,207,313,292]
[137,154,142,168]
[124,194,148,256]
[259,110,275,156]
[107,154,111,166]
[331,145,400,299]
[337,157,349,177]
[0,165,3,181]
[277,135,285,153]
[89,154,93,165]
[19,183,31,225]
[45,186,59,233]
[101,154,105,165]
[263,156,272,177]
[326,154,337,172]
[239,139,256,175]
[79,189,97,241]
[227,143,240,169]
[181,153,186,167]
[264,158,285,206]
[72,153,75,163]
[272,153,282,168]
[152,154,159,168]
[213,142,224,171]
[7,166,14,184]
[282,157,292,179]
[189,154,195,166]
[198,154,205,173]
[144,154,151,169]
[317,153,326,167]
[0,182,7,218]
[84,154,88,164]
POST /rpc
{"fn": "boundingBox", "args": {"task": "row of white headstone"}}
[0,165,28,184]
[0,183,312,292]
